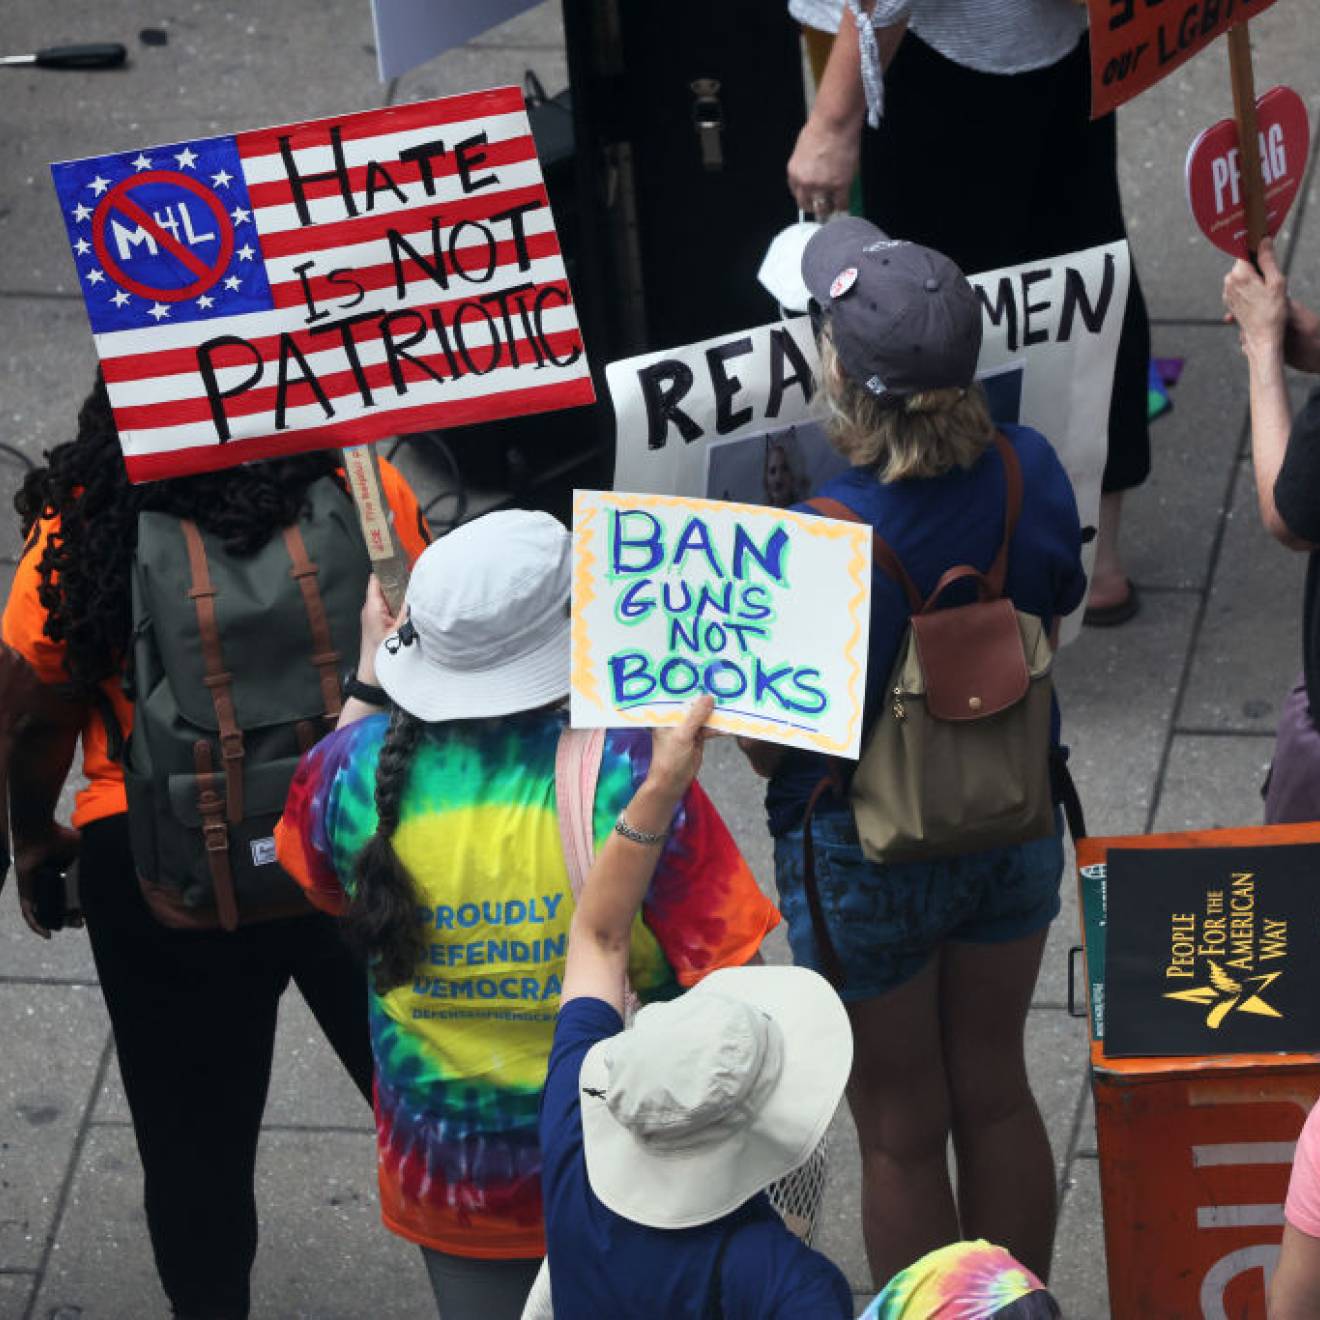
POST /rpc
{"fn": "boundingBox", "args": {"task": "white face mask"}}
[757,217,820,315]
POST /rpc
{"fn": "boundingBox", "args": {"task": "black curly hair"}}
[14,373,343,694]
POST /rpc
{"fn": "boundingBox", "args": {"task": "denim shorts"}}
[773,810,1064,1002]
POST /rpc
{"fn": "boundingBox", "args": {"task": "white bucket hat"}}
[374,509,571,723]
[578,965,853,1230]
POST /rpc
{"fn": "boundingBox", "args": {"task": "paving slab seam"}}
[0,291,83,304]
[0,976,99,988]
[1169,726,1277,738]
[1143,406,1253,832]
[20,1034,114,1320]
[1149,316,1241,328]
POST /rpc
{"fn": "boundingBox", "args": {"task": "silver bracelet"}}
[614,812,668,847]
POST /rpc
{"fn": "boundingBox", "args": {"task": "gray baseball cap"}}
[802,216,982,399]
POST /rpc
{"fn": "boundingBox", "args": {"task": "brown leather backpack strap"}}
[799,770,847,988]
[921,564,994,613]
[986,433,1024,599]
[282,525,343,726]
[194,740,239,931]
[807,496,923,612]
[181,521,245,823]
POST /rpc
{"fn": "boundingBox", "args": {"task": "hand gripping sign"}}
[51,88,593,483]
[1186,85,1309,258]
[570,491,873,757]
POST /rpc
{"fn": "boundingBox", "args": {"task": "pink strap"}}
[554,725,639,1016]
[554,726,605,902]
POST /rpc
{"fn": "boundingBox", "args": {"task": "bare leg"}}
[847,955,961,1286]
[1087,490,1129,610]
[940,930,1056,1279]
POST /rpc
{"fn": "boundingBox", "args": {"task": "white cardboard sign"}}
[609,241,1131,646]
[570,490,873,757]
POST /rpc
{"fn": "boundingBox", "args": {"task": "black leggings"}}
[79,814,373,1319]
[861,31,1152,494]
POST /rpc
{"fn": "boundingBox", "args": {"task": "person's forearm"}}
[571,781,679,951]
[9,688,80,844]
[812,6,867,131]
[1246,347,1310,547]
[1286,301,1320,374]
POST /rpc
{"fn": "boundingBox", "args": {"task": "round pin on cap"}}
[830,266,858,299]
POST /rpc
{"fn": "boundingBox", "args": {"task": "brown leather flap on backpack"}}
[910,598,1029,722]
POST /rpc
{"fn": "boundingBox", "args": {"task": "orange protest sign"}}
[1087,0,1282,118]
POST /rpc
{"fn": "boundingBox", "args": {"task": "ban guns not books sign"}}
[50,87,593,483]
[1103,843,1320,1057]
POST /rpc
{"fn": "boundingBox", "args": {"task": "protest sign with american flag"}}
[51,87,593,482]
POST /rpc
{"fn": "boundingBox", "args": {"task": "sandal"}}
[1083,581,1140,628]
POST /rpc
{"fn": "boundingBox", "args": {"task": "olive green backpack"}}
[123,476,371,929]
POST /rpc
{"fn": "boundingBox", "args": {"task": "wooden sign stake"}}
[1227,22,1269,256]
[341,442,410,614]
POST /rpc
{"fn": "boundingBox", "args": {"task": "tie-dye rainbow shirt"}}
[861,1239,1048,1319]
[276,708,777,1260]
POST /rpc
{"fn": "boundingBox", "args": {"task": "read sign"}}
[1186,85,1309,257]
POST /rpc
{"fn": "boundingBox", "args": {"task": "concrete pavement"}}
[2,2,1320,1315]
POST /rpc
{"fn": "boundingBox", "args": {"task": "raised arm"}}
[336,575,398,729]
[560,696,715,1014]
[1223,238,1316,549]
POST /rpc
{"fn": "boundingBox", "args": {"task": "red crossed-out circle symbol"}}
[91,170,236,303]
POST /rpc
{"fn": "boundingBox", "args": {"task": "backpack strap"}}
[555,725,642,1014]
[799,769,847,988]
[181,521,245,824]
[807,496,922,612]
[554,726,606,903]
[193,739,240,931]
[282,525,344,727]
[809,431,1024,608]
[986,433,1024,599]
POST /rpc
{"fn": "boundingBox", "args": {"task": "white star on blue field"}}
[51,133,275,334]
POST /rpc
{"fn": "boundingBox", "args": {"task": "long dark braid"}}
[14,373,342,694]
[346,705,426,992]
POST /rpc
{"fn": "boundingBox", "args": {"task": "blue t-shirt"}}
[766,424,1087,835]
[538,997,853,1319]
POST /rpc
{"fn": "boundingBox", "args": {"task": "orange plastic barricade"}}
[1077,823,1320,1318]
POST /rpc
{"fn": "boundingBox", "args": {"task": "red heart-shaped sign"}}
[1186,86,1310,258]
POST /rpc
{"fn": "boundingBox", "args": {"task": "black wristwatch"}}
[342,670,388,706]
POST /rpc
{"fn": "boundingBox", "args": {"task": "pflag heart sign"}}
[1185,85,1310,258]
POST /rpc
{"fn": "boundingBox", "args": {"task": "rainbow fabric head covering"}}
[861,1240,1046,1319]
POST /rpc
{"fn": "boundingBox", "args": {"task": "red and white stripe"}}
[98,87,594,482]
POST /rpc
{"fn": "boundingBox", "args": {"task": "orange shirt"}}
[2,460,429,829]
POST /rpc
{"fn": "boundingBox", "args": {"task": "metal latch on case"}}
[690,79,724,171]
